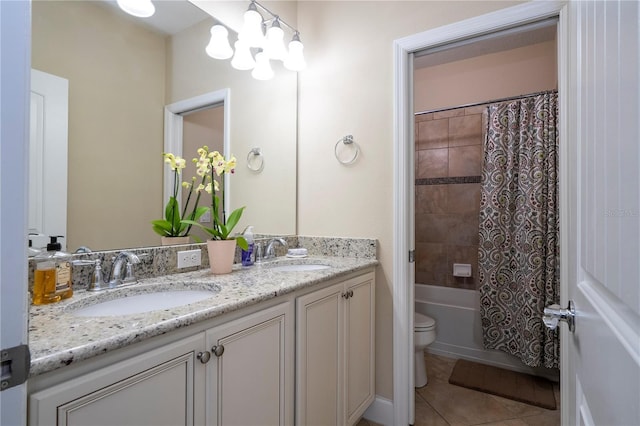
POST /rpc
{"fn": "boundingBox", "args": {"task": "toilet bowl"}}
[414,312,436,388]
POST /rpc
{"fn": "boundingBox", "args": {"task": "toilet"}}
[414,312,437,388]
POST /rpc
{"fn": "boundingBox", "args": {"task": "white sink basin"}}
[269,264,331,272]
[72,290,216,317]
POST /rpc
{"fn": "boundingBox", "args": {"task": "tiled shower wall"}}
[415,105,486,290]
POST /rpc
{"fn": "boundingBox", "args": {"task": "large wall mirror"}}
[31,0,297,252]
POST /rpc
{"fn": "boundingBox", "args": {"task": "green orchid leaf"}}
[165,197,182,233]
[164,197,179,221]
[235,236,249,251]
[191,206,209,221]
[181,219,221,239]
[151,220,172,237]
[225,207,245,236]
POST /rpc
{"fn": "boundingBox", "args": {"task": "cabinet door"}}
[345,274,375,425]
[29,334,205,426]
[296,282,345,426]
[206,302,293,426]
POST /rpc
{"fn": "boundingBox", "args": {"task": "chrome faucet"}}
[264,238,288,260]
[107,251,141,287]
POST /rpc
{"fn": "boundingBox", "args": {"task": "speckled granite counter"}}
[29,256,377,377]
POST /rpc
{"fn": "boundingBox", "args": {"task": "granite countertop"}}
[28,256,378,377]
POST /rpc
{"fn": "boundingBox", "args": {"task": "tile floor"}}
[357,353,560,426]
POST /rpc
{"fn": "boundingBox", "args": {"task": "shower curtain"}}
[478,92,559,369]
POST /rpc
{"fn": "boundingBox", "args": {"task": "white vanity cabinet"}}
[28,267,375,426]
[205,301,294,426]
[28,302,294,426]
[29,333,206,426]
[295,271,375,426]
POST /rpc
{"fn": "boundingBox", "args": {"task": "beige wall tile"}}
[415,112,433,122]
[465,104,488,115]
[449,114,483,147]
[446,214,480,246]
[417,148,449,178]
[447,183,481,214]
[433,108,465,120]
[416,185,448,214]
[417,119,449,150]
[416,214,450,243]
[449,145,483,177]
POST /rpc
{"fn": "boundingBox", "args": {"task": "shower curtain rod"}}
[414,89,558,116]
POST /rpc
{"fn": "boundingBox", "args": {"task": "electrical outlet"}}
[177,249,201,269]
[199,209,211,223]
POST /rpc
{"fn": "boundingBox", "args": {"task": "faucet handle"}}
[254,242,264,264]
[86,259,108,291]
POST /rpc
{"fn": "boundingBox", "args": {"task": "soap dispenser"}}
[42,236,73,301]
[241,226,255,266]
[33,239,61,305]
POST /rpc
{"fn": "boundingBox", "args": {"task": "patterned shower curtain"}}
[478,92,559,369]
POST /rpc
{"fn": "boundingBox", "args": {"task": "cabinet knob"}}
[342,290,354,299]
[212,345,225,357]
[197,351,211,364]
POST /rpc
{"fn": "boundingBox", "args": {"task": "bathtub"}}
[415,283,559,380]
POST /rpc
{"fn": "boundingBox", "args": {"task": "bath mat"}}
[448,359,557,410]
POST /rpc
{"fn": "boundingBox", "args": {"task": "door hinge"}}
[408,250,415,263]
[1,344,30,391]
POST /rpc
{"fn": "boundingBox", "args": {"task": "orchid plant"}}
[182,146,248,250]
[152,153,209,238]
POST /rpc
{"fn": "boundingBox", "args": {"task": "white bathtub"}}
[415,283,559,380]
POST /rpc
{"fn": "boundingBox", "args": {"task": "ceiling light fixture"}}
[206,25,234,60]
[205,0,306,80]
[116,0,155,18]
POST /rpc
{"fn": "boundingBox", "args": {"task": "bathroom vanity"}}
[27,256,376,426]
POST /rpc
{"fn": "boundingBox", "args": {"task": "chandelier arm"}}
[252,0,299,34]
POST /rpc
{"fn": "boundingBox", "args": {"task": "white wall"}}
[296,0,523,401]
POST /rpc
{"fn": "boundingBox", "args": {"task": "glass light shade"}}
[116,0,155,18]
[264,23,288,61]
[231,40,255,70]
[238,8,265,48]
[252,51,274,80]
[284,38,306,71]
[206,25,233,60]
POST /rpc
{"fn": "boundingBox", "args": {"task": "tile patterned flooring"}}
[358,353,560,426]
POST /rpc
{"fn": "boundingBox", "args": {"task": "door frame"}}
[164,89,230,214]
[392,2,570,425]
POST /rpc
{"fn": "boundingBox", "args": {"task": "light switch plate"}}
[177,249,201,269]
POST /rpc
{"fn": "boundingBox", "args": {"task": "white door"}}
[0,1,30,425]
[563,1,640,425]
[29,69,69,250]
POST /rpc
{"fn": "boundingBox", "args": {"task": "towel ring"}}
[247,147,264,172]
[334,135,360,165]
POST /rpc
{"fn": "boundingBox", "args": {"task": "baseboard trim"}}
[362,395,393,426]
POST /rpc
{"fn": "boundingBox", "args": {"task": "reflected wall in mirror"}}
[31,0,297,252]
